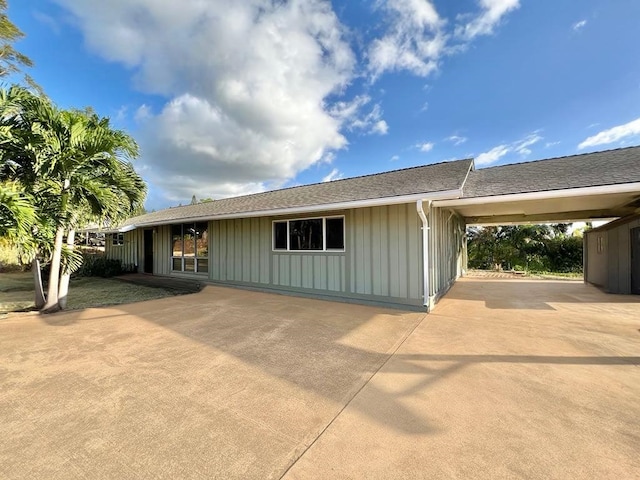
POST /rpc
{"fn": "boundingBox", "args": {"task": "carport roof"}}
[463,145,640,198]
[438,146,640,225]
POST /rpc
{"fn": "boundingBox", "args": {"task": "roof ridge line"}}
[476,145,640,171]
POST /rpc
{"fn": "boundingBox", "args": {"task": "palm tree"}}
[0,86,147,312]
[0,87,50,307]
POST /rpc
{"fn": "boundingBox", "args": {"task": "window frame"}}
[171,222,209,274]
[272,215,345,253]
[111,233,124,246]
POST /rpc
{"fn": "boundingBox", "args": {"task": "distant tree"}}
[467,224,582,273]
[550,223,570,237]
[188,195,214,204]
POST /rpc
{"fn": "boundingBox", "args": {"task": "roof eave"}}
[434,182,640,207]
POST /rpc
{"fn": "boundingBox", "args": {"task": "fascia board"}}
[434,182,640,208]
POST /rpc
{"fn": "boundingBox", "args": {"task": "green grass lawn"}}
[1,273,179,315]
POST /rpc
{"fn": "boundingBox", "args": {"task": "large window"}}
[273,216,344,252]
[171,222,208,273]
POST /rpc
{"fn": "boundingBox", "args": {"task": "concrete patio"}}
[1,278,638,479]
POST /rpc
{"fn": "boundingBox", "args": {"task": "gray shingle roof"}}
[113,146,640,230]
[120,158,473,228]
[462,146,640,198]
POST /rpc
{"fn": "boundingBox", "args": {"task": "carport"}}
[434,147,640,294]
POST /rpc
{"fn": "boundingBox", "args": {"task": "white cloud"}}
[573,20,587,31]
[114,105,128,123]
[321,152,336,164]
[368,0,520,78]
[418,142,434,152]
[371,120,389,135]
[578,118,640,149]
[545,141,560,148]
[475,131,543,166]
[391,155,400,161]
[455,0,520,40]
[53,0,521,205]
[54,0,355,204]
[513,133,542,156]
[322,168,343,182]
[134,104,152,122]
[475,144,510,166]
[330,96,389,135]
[446,134,467,146]
[367,0,445,78]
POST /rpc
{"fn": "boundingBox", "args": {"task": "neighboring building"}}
[105,146,640,309]
[584,214,640,294]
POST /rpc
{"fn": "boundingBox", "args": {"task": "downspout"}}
[417,200,432,311]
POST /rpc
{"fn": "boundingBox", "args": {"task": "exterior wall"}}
[154,225,172,276]
[584,231,608,288]
[114,203,469,309]
[428,206,466,306]
[105,230,142,272]
[209,204,425,307]
[584,216,640,294]
[348,204,423,302]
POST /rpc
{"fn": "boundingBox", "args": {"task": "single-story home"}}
[104,146,640,309]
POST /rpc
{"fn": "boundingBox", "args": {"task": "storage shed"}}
[584,214,640,294]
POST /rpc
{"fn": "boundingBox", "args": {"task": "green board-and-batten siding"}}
[105,203,467,309]
[428,206,466,305]
[209,204,426,307]
[105,229,143,271]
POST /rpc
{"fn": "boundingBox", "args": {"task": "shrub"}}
[74,254,132,278]
[542,236,583,273]
[0,238,25,272]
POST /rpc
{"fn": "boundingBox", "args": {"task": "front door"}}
[144,229,154,274]
[632,227,640,294]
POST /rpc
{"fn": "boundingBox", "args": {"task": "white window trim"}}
[272,215,345,253]
[171,223,209,273]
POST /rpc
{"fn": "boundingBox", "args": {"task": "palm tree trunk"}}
[41,224,64,313]
[58,228,75,310]
[32,258,46,309]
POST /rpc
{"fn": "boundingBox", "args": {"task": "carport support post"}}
[417,200,431,311]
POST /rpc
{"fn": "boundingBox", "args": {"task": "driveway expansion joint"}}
[277,313,429,480]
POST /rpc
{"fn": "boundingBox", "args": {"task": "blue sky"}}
[7,0,640,209]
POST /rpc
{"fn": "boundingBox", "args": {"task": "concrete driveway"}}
[1,279,639,479]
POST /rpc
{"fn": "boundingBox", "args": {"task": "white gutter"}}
[433,182,640,208]
[417,200,432,311]
[119,188,463,231]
